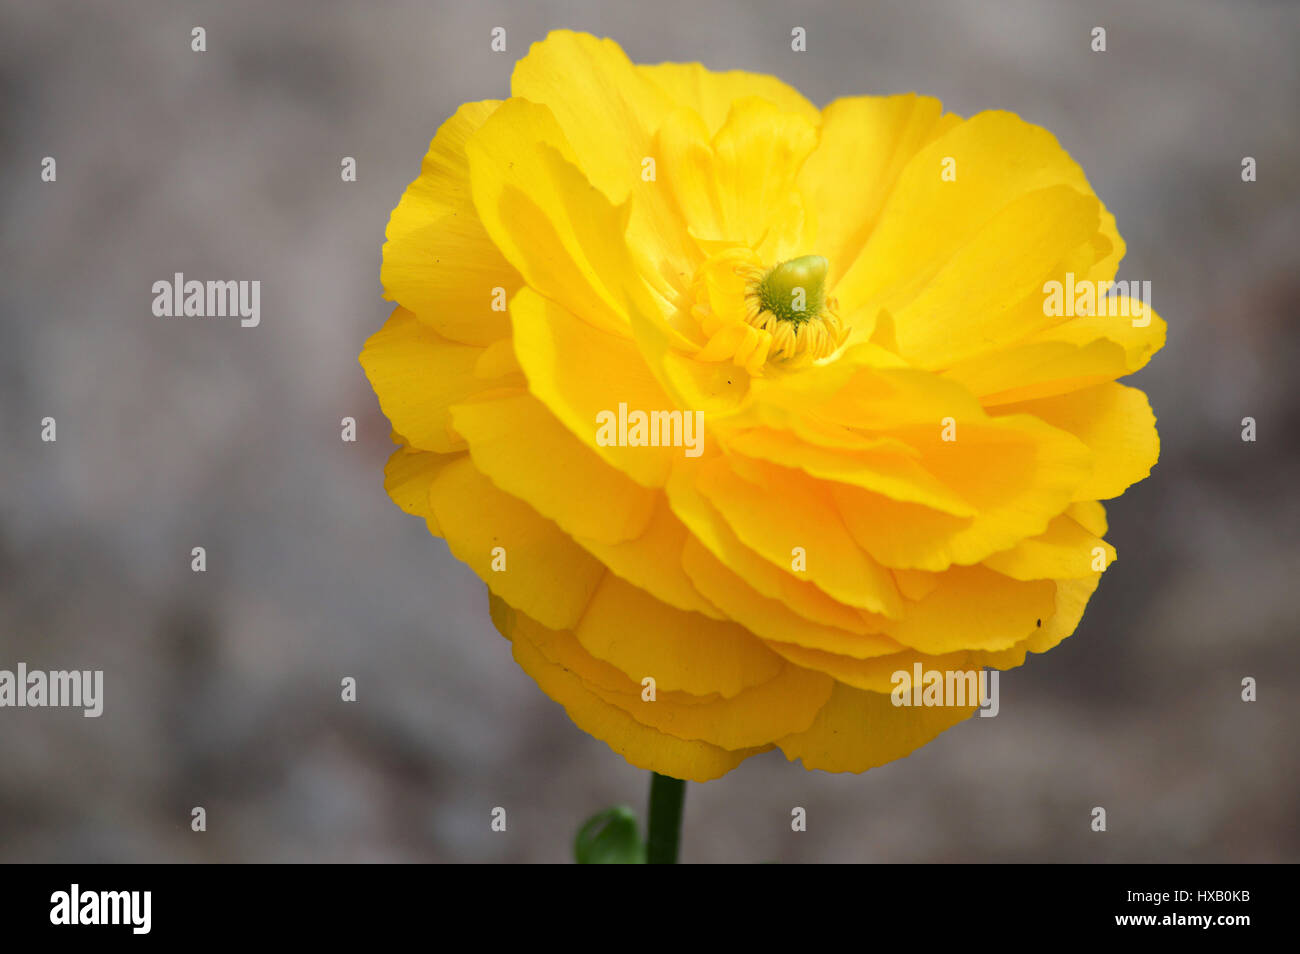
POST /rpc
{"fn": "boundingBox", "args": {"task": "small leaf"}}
[574,805,645,864]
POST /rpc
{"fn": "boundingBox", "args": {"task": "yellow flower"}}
[361,31,1165,781]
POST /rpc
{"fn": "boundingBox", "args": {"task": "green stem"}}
[646,772,686,864]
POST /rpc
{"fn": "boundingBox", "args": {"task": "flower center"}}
[687,248,848,375]
[755,255,829,328]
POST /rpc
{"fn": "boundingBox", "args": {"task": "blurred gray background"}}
[1,0,1297,863]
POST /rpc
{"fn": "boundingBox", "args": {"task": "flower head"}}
[362,31,1165,781]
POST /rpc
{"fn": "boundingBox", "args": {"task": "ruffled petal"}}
[639,60,820,134]
[995,382,1160,500]
[573,574,787,698]
[359,307,519,453]
[777,682,974,773]
[501,598,761,781]
[429,457,604,631]
[380,100,519,345]
[451,391,657,544]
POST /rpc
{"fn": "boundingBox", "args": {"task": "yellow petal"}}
[466,98,644,337]
[942,338,1128,406]
[891,567,941,602]
[832,412,1091,571]
[666,463,890,636]
[682,536,905,658]
[1019,574,1100,654]
[451,391,657,544]
[658,97,818,257]
[777,682,974,773]
[834,110,1125,336]
[359,308,514,453]
[517,610,833,750]
[885,185,1104,368]
[995,382,1159,500]
[573,574,785,698]
[380,100,519,345]
[503,601,760,782]
[728,426,977,516]
[800,94,960,286]
[511,30,674,205]
[767,642,971,694]
[982,512,1115,580]
[509,288,679,487]
[1068,500,1109,536]
[877,566,1056,654]
[383,445,456,532]
[947,304,1167,406]
[429,457,604,631]
[698,457,904,617]
[574,497,723,619]
[592,662,833,751]
[510,31,701,307]
[639,60,820,135]
[968,572,1102,667]
[1029,300,1166,374]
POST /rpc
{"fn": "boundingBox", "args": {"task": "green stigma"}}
[756,255,828,327]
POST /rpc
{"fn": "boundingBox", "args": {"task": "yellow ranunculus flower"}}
[362,31,1164,782]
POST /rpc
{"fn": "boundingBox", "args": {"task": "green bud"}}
[574,805,646,864]
[758,254,828,326]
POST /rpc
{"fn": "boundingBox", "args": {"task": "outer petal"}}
[510,30,674,205]
[359,307,520,454]
[574,497,724,619]
[516,611,833,750]
[380,100,519,345]
[830,409,1093,571]
[995,382,1160,501]
[697,456,905,617]
[766,642,971,694]
[942,338,1128,406]
[429,457,604,631]
[942,304,1166,406]
[573,574,786,698]
[1069,500,1109,537]
[982,513,1115,580]
[509,288,679,488]
[777,682,974,773]
[682,535,905,658]
[882,186,1104,368]
[968,572,1102,668]
[510,31,699,295]
[450,391,657,544]
[383,445,455,534]
[1026,300,1166,375]
[666,463,893,637]
[833,111,1126,350]
[500,598,761,782]
[799,94,960,287]
[874,566,1056,654]
[728,426,978,517]
[466,98,643,337]
[638,60,821,134]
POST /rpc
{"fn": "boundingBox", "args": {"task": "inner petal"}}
[688,248,849,375]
